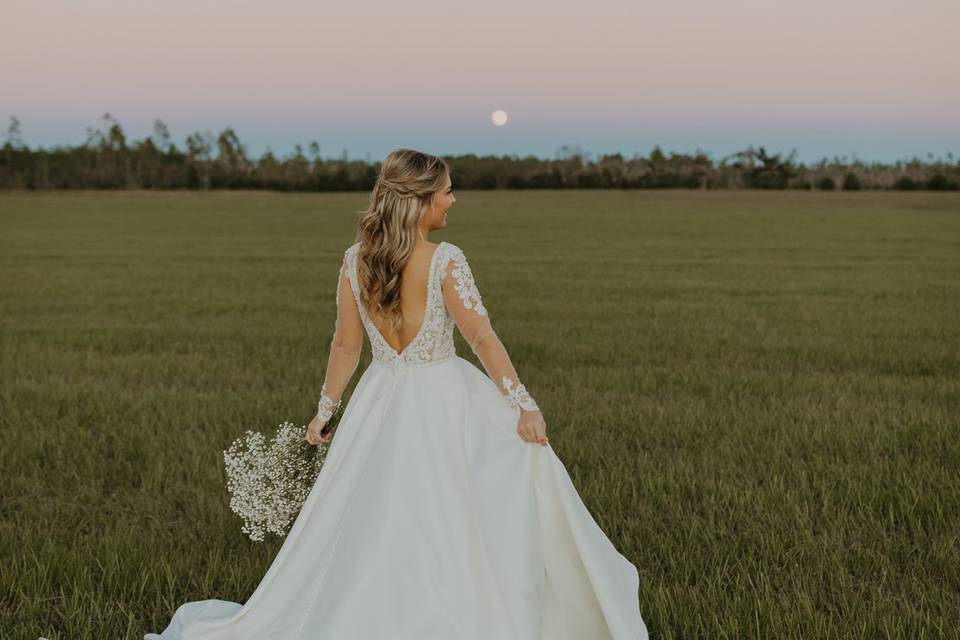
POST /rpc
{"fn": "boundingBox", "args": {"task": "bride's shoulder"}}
[339,242,362,275]
[436,243,482,287]
[434,241,468,273]
[437,241,467,261]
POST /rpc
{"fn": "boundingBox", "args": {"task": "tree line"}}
[2,114,958,191]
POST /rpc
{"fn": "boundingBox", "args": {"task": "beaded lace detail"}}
[501,377,540,412]
[317,383,340,421]
[344,242,457,366]
[449,249,487,316]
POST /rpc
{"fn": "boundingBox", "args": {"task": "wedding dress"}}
[145,240,649,640]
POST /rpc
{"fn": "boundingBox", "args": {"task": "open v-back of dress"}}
[145,241,649,640]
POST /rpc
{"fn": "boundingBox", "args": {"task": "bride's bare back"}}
[367,242,440,355]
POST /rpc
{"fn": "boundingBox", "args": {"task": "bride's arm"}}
[441,247,548,446]
[306,252,364,445]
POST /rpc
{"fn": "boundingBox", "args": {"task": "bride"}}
[145,149,649,639]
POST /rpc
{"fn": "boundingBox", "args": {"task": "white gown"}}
[145,240,649,640]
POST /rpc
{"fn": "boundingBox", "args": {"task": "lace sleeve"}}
[316,250,364,421]
[441,246,540,413]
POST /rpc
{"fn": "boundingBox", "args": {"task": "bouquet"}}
[223,405,344,542]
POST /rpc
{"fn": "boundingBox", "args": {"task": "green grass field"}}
[2,190,958,640]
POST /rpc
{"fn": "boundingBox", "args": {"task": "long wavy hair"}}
[355,148,450,336]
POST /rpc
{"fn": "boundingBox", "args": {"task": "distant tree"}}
[257,148,282,189]
[104,113,127,150]
[2,116,26,188]
[4,116,25,148]
[185,130,213,189]
[643,146,668,187]
[729,146,796,189]
[285,144,311,188]
[817,176,836,191]
[213,127,252,188]
[842,172,861,191]
[926,173,958,190]
[79,112,131,187]
[893,176,917,190]
[152,119,173,153]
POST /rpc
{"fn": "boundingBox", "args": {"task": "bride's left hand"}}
[517,409,549,446]
[305,414,332,445]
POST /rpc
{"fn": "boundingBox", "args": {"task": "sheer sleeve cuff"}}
[500,377,540,412]
[317,383,342,422]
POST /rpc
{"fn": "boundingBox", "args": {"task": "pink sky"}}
[4,1,958,162]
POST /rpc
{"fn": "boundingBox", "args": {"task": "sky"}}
[3,0,958,163]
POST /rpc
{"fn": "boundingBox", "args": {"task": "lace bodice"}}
[342,241,458,367]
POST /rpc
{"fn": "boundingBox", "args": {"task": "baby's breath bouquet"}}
[223,407,343,542]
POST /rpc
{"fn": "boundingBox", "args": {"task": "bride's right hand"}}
[305,414,332,445]
[517,409,549,446]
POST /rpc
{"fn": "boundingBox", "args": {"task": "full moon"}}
[491,110,508,127]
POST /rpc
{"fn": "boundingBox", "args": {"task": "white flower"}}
[223,421,328,542]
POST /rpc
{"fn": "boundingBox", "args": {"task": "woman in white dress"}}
[145,149,649,640]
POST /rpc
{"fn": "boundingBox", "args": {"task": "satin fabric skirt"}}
[145,355,648,640]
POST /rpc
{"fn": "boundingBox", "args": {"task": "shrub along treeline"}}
[2,114,958,191]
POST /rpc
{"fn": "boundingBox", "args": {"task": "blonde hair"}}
[355,148,450,336]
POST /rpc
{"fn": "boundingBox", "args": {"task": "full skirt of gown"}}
[145,355,649,639]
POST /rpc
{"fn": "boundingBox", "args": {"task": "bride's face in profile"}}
[421,174,455,232]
